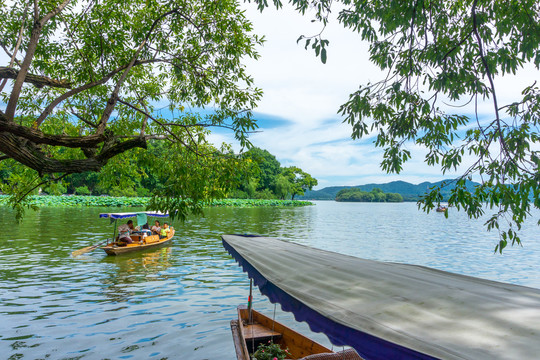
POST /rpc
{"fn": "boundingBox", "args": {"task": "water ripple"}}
[0,203,539,359]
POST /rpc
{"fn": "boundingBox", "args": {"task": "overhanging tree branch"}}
[0,66,72,89]
[0,131,146,175]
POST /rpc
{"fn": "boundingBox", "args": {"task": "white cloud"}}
[234,4,539,189]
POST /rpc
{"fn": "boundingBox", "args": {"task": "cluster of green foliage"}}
[0,195,312,208]
[0,144,316,206]
[336,188,403,203]
[0,0,263,221]
[253,0,540,251]
[252,341,290,360]
[232,147,318,200]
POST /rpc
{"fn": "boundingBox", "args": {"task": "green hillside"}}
[297,180,479,201]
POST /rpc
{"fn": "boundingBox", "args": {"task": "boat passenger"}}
[118,220,135,244]
[160,222,171,239]
[141,223,152,237]
[151,220,161,235]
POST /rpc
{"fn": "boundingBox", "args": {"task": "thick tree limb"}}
[0,66,72,89]
[0,116,105,148]
[0,132,146,175]
[5,23,43,120]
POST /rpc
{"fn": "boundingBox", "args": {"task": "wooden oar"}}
[71,239,110,257]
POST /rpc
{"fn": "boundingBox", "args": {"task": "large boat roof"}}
[222,234,540,360]
[99,211,169,219]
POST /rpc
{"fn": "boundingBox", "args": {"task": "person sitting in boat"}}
[160,222,171,239]
[117,220,135,244]
[151,220,161,235]
[140,223,152,237]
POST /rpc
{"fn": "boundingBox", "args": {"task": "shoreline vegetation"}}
[0,195,313,208]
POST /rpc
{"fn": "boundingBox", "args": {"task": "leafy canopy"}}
[0,0,263,219]
[235,147,318,200]
[281,166,318,200]
[253,0,540,251]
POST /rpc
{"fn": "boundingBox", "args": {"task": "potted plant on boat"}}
[252,341,290,360]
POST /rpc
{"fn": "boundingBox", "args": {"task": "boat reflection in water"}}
[100,247,174,303]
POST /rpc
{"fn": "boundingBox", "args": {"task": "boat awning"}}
[99,211,169,219]
[222,234,540,360]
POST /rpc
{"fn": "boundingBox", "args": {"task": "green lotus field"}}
[0,195,313,208]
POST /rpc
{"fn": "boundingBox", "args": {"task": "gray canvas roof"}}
[222,234,540,360]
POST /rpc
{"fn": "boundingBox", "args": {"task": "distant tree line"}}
[0,144,317,201]
[335,188,403,203]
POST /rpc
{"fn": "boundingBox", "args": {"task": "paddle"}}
[71,239,110,257]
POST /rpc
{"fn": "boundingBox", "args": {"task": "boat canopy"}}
[222,234,540,360]
[99,211,169,219]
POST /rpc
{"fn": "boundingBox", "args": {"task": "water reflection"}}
[0,203,539,359]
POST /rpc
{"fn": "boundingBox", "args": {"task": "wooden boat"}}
[224,235,540,360]
[436,206,447,212]
[102,228,174,256]
[231,305,361,360]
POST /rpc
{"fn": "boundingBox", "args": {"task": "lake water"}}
[1,201,539,359]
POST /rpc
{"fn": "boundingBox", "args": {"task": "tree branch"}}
[0,132,146,175]
[15,173,69,204]
[0,111,104,148]
[0,44,22,67]
[117,98,201,155]
[96,9,180,134]
[0,2,30,93]
[0,66,72,89]
[472,0,510,162]
[5,0,72,120]
[41,0,72,25]
[35,59,161,126]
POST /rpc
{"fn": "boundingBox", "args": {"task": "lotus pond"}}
[0,195,313,208]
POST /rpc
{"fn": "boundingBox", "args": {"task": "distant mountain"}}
[297,180,479,201]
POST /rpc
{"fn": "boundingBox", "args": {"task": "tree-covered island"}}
[335,188,403,203]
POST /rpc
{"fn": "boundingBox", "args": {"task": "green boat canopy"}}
[222,234,540,360]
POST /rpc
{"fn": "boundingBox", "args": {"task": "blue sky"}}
[203,4,538,189]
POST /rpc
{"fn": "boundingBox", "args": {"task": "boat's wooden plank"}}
[231,320,249,360]
[243,323,282,341]
[281,333,330,359]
